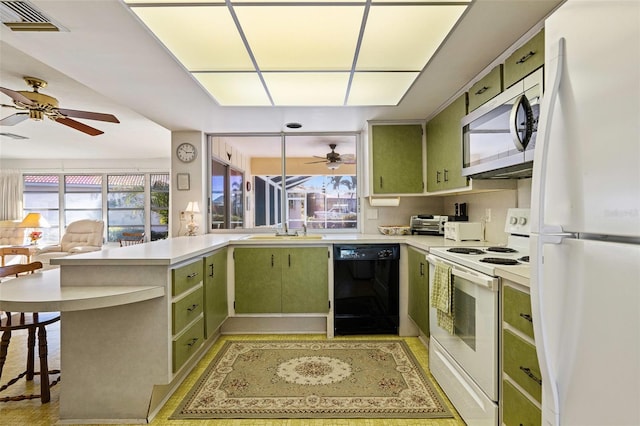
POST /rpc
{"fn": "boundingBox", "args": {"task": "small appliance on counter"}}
[444,222,484,241]
[410,215,448,235]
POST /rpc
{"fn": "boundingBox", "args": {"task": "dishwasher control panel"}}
[334,244,400,261]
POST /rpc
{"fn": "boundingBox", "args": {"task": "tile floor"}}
[0,324,466,426]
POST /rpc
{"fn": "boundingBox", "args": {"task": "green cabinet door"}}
[282,247,329,313]
[371,124,424,194]
[204,248,228,337]
[407,247,429,336]
[426,94,468,192]
[234,248,282,313]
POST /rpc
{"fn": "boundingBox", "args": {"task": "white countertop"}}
[50,232,495,266]
[495,265,531,287]
[0,269,165,312]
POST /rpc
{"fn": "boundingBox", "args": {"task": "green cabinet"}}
[407,247,429,336]
[504,29,545,89]
[371,124,424,194]
[468,65,503,112]
[204,248,227,337]
[502,280,542,424]
[234,247,329,314]
[426,93,468,192]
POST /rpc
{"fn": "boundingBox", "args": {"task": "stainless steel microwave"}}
[461,68,543,179]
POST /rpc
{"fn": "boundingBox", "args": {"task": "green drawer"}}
[468,65,503,112]
[502,380,541,426]
[503,329,542,402]
[503,285,535,339]
[172,259,204,296]
[172,317,204,373]
[172,286,204,335]
[504,29,545,89]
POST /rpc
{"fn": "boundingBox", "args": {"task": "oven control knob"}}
[518,217,527,225]
[510,217,518,225]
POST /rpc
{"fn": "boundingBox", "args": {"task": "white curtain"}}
[0,169,22,220]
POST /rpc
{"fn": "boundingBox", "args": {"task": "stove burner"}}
[486,246,517,253]
[519,256,530,262]
[479,257,520,265]
[447,247,485,255]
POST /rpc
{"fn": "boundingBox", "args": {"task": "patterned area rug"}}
[171,340,453,419]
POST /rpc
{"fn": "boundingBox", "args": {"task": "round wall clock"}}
[176,142,197,163]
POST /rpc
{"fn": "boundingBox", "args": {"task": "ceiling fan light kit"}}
[0,76,120,136]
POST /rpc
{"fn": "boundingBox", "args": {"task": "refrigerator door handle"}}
[531,37,566,235]
[531,234,563,426]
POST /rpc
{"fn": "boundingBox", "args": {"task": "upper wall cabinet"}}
[503,29,545,89]
[468,65,504,112]
[426,93,469,192]
[370,123,425,195]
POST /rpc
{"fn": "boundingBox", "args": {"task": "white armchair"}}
[35,220,104,267]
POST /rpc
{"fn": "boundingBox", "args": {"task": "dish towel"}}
[430,261,454,334]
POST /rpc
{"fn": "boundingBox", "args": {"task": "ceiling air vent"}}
[0,0,62,31]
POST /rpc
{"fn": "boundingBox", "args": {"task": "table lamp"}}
[185,202,200,236]
[20,212,51,245]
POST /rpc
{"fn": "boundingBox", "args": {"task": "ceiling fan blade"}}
[305,160,329,164]
[0,132,29,140]
[0,112,29,126]
[1,103,19,109]
[54,117,104,136]
[0,87,35,106]
[57,108,120,123]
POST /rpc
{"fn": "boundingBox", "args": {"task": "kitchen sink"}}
[245,234,324,240]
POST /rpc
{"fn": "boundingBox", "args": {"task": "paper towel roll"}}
[368,197,400,207]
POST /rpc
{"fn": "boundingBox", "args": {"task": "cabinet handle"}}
[519,313,533,323]
[520,366,542,385]
[436,170,441,183]
[187,303,199,312]
[444,169,449,182]
[475,86,489,95]
[379,176,383,188]
[187,272,199,279]
[209,264,214,277]
[288,253,291,267]
[516,50,536,64]
[271,254,274,267]
[419,262,424,277]
[186,337,199,347]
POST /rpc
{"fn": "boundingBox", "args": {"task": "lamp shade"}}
[185,202,200,213]
[20,212,50,228]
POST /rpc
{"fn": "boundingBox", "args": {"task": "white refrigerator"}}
[530,1,640,425]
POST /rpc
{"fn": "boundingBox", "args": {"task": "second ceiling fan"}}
[0,76,120,136]
[306,144,355,170]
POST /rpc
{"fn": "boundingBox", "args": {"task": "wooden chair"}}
[0,262,60,403]
[119,232,145,247]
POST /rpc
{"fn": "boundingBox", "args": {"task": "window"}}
[22,173,169,244]
[107,175,145,242]
[209,133,358,232]
[23,175,60,244]
[211,158,244,229]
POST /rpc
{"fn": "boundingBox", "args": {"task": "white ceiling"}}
[0,0,563,161]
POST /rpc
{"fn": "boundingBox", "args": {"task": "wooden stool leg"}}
[0,329,11,379]
[26,327,36,380]
[37,325,51,403]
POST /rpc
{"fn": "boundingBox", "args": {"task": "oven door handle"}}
[426,254,499,291]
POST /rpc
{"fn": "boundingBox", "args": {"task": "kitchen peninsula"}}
[1,232,451,423]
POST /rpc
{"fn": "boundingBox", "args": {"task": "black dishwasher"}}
[333,244,400,335]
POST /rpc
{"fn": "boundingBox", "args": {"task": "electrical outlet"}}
[485,208,492,223]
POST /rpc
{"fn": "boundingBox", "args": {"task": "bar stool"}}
[0,262,60,403]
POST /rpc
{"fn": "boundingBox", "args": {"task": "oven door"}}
[427,254,499,400]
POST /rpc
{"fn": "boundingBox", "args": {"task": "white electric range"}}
[426,208,530,426]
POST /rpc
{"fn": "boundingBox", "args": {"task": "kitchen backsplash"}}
[362,178,532,244]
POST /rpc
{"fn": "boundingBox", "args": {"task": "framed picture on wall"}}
[177,173,190,191]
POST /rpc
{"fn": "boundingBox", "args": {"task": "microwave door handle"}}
[509,94,533,152]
